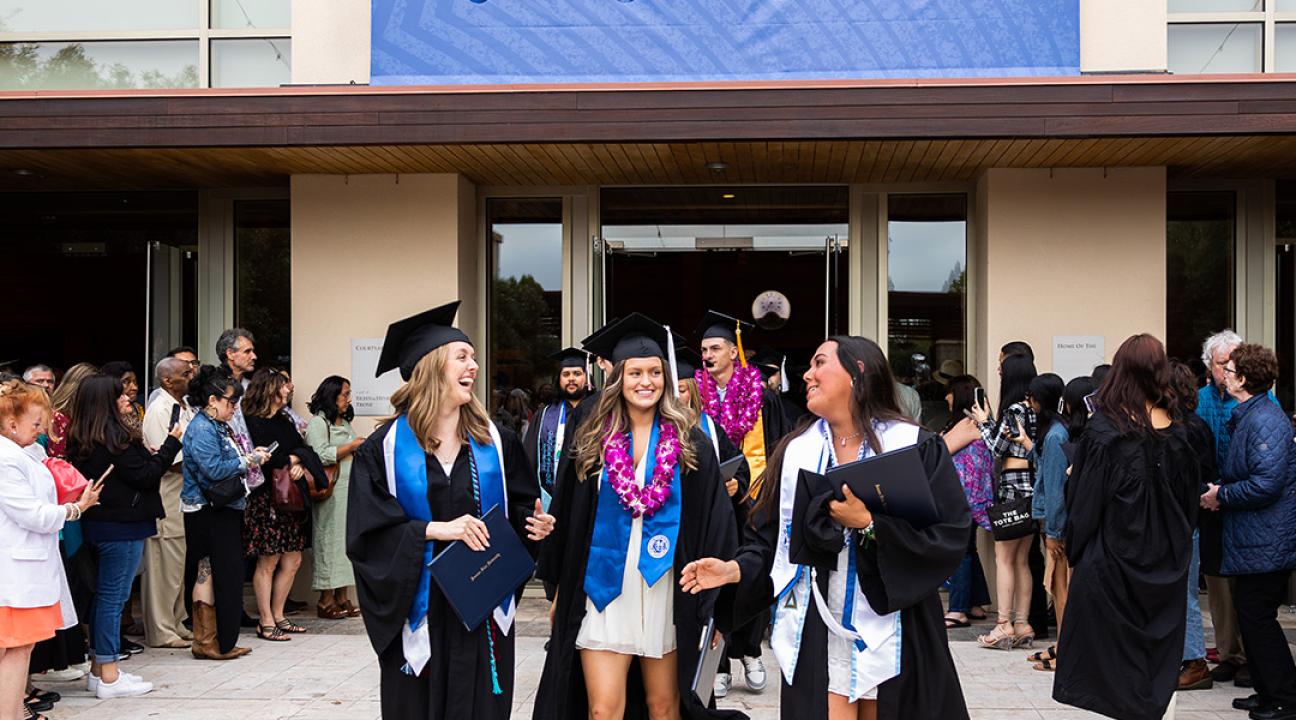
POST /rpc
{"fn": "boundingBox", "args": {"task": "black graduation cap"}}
[581,313,685,365]
[550,347,589,370]
[752,347,789,391]
[695,310,754,345]
[375,301,472,381]
[674,348,703,380]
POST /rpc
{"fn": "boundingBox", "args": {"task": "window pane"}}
[0,40,198,90]
[1279,0,1296,9]
[211,0,290,30]
[488,198,563,435]
[1168,23,1262,74]
[235,199,291,370]
[1166,192,1234,373]
[210,38,290,88]
[887,194,967,432]
[1169,0,1263,10]
[1277,24,1296,71]
[0,0,198,32]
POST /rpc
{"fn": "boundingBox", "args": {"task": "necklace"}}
[836,431,861,447]
[602,420,680,518]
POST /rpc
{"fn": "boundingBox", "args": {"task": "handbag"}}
[306,464,335,502]
[43,457,89,504]
[272,467,307,513]
[987,496,1035,541]
[203,474,246,509]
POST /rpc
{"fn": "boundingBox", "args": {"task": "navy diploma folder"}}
[428,505,535,631]
[801,444,941,529]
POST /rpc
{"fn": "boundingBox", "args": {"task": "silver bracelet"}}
[65,503,81,521]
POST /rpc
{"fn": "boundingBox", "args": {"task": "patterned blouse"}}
[952,438,995,531]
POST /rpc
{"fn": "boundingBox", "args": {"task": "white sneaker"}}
[88,671,145,694]
[95,672,153,699]
[743,656,767,692]
[714,671,732,699]
[45,664,86,682]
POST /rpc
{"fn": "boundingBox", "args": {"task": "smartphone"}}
[265,441,280,455]
[168,403,182,430]
[1083,391,1099,415]
[974,387,987,409]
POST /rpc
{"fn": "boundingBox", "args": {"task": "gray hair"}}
[21,364,52,382]
[1201,329,1244,367]
[215,328,255,365]
[154,356,189,383]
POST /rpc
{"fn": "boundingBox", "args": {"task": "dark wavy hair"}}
[1062,375,1097,439]
[308,375,354,423]
[186,365,243,411]
[66,374,136,460]
[241,367,291,420]
[1096,334,1174,435]
[1028,373,1065,443]
[1230,343,1279,396]
[941,374,982,434]
[754,336,910,523]
[1168,360,1199,415]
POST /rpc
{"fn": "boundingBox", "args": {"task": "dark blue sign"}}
[372,0,1080,85]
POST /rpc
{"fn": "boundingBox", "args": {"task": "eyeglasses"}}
[1223,367,1239,376]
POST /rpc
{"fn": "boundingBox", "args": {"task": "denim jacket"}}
[181,412,249,511]
[1031,420,1071,539]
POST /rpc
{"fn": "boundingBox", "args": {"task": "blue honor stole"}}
[583,418,682,612]
[535,403,566,508]
[391,415,513,688]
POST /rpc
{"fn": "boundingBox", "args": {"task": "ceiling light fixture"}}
[11,168,35,176]
[721,193,736,199]
[705,161,729,172]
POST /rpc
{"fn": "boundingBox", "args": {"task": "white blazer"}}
[0,436,76,628]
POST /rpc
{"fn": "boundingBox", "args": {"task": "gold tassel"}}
[736,321,748,368]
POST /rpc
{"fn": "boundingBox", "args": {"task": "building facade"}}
[2,0,1295,427]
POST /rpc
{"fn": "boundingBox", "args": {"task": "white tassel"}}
[664,325,680,399]
[780,354,789,393]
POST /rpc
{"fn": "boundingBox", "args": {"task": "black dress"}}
[346,422,540,720]
[1053,412,1199,720]
[244,412,325,557]
[534,427,742,720]
[725,431,970,720]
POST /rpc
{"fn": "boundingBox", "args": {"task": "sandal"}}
[1033,658,1056,672]
[256,624,291,642]
[976,619,1016,651]
[22,704,47,720]
[1011,615,1036,649]
[316,603,347,620]
[968,608,988,620]
[1027,645,1058,664]
[339,600,361,618]
[25,688,60,705]
[275,619,307,634]
[944,615,971,629]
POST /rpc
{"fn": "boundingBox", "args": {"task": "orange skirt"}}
[0,603,61,648]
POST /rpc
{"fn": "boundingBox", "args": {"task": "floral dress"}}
[952,439,995,531]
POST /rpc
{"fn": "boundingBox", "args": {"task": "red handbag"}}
[271,467,306,513]
[43,457,88,504]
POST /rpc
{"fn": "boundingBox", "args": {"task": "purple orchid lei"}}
[602,420,680,518]
[695,365,763,445]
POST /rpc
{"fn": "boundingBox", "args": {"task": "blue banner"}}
[372,0,1080,86]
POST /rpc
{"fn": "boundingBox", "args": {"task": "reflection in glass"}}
[1169,0,1263,10]
[211,0,291,29]
[887,194,967,432]
[235,200,291,370]
[1277,24,1296,71]
[0,0,198,33]
[0,40,198,90]
[1168,23,1263,74]
[1279,0,1296,10]
[1166,192,1234,373]
[488,199,564,434]
[210,38,291,88]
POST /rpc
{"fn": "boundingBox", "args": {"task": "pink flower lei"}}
[695,365,763,445]
[602,420,680,518]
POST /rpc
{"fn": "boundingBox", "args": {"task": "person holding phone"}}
[939,375,995,629]
[66,374,183,698]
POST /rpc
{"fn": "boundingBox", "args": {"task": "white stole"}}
[383,420,515,676]
[700,413,720,460]
[769,419,920,697]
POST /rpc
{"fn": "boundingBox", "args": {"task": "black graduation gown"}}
[754,387,791,485]
[709,423,764,662]
[346,422,541,720]
[1053,413,1199,720]
[725,431,971,720]
[534,427,744,720]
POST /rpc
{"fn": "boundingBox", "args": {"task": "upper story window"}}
[1168,0,1296,73]
[0,0,290,90]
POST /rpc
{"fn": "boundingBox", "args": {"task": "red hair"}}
[1095,334,1174,435]
[0,380,53,427]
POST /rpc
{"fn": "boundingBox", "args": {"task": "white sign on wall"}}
[1051,336,1105,382]
[351,338,401,416]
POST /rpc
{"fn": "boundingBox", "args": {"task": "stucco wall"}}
[291,0,370,85]
[1080,0,1166,73]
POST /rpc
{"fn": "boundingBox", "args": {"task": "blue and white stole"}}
[699,413,720,460]
[583,417,683,612]
[535,402,567,510]
[769,419,917,700]
[384,415,516,678]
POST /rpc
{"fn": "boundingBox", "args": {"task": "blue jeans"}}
[89,539,144,664]
[1184,529,1206,662]
[947,549,991,614]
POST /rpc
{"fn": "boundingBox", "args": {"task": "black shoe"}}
[1236,694,1267,711]
[1237,665,1255,688]
[241,611,258,629]
[1251,704,1296,720]
[182,617,193,631]
[1213,660,1241,682]
[284,599,307,615]
[119,638,145,655]
[25,699,53,713]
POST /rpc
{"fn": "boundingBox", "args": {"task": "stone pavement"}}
[32,595,1295,720]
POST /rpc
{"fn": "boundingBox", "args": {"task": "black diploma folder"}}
[718,454,745,482]
[690,617,727,705]
[428,505,536,632]
[799,444,940,530]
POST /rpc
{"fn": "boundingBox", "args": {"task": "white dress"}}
[575,454,677,658]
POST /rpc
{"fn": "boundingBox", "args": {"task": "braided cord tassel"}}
[467,451,504,696]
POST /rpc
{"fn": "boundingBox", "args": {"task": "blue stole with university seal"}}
[535,402,566,503]
[583,418,682,612]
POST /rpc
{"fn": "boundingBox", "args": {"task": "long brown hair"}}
[67,374,137,460]
[387,345,492,452]
[242,367,290,420]
[1095,333,1174,435]
[50,362,97,415]
[570,357,699,479]
[753,336,911,523]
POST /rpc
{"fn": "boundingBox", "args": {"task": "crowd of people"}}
[3,312,1296,720]
[0,329,364,718]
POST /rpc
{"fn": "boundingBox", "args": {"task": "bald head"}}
[156,356,194,401]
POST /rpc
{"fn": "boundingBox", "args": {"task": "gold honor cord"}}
[736,321,748,368]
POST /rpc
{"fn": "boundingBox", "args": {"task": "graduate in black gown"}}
[522,347,591,506]
[346,301,556,720]
[681,336,971,720]
[676,348,751,526]
[534,314,742,720]
[1053,335,1198,720]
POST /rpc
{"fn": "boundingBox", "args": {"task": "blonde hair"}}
[387,346,492,452]
[50,362,97,414]
[0,380,53,428]
[571,358,700,478]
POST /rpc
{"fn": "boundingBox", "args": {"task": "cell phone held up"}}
[974,386,987,411]
[168,403,182,430]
